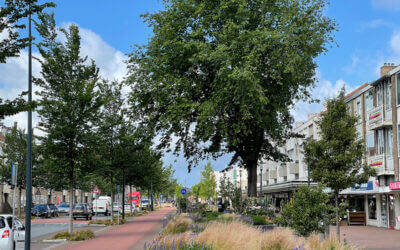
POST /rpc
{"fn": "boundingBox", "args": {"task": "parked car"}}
[0,215,25,250]
[57,203,70,214]
[113,202,122,214]
[82,203,93,215]
[93,196,111,216]
[32,204,51,218]
[47,204,59,217]
[141,200,150,210]
[123,202,135,214]
[73,203,92,220]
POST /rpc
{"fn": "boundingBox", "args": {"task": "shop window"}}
[348,196,365,212]
[368,195,377,220]
[365,89,374,111]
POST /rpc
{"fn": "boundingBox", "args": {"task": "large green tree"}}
[128,0,336,196]
[303,89,375,240]
[0,0,54,120]
[95,80,125,218]
[34,14,104,233]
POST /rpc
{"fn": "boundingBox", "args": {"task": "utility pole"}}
[25,3,33,248]
[122,167,125,220]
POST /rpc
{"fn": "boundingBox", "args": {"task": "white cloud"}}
[344,55,360,74]
[390,31,400,55]
[291,71,350,122]
[357,19,394,32]
[0,23,127,133]
[371,0,400,10]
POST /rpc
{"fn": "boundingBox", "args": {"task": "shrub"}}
[202,211,219,221]
[250,215,267,225]
[216,214,239,224]
[52,232,70,240]
[52,230,95,241]
[276,185,333,237]
[163,215,193,235]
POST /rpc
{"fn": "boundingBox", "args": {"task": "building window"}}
[386,80,392,110]
[386,128,393,155]
[367,133,375,157]
[368,195,377,219]
[294,173,299,179]
[283,176,287,182]
[377,84,383,107]
[377,130,384,155]
[356,101,361,116]
[365,89,374,111]
[397,74,400,105]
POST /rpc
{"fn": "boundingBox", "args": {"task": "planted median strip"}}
[42,230,95,242]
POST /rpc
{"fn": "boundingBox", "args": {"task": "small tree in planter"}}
[303,88,375,239]
[276,185,333,237]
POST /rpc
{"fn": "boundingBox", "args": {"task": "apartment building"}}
[214,165,248,197]
[260,113,320,209]
[261,63,400,230]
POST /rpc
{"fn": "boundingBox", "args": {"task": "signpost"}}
[11,162,17,250]
[92,186,100,220]
[180,188,186,195]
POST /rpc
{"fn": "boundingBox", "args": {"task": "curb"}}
[42,239,67,243]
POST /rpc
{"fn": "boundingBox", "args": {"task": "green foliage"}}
[199,162,216,200]
[177,196,188,212]
[303,89,376,194]
[276,185,333,237]
[179,243,213,250]
[0,0,54,120]
[249,215,268,225]
[0,0,55,63]
[202,211,220,222]
[231,187,247,213]
[303,88,376,235]
[128,0,337,196]
[52,230,95,241]
[34,14,105,233]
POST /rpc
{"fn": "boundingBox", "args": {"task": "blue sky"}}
[2,0,400,187]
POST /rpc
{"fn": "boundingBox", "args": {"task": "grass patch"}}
[250,215,267,225]
[52,230,94,241]
[162,215,193,235]
[88,216,126,226]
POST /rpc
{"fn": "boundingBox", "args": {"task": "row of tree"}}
[0,3,178,234]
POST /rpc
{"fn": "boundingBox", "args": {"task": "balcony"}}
[367,106,392,130]
[279,165,287,177]
[268,169,277,179]
[289,161,299,174]
[368,154,394,175]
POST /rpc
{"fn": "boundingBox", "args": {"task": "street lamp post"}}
[25,4,33,249]
[259,165,263,198]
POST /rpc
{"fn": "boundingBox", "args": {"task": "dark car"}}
[47,204,59,217]
[32,204,51,218]
[73,203,92,220]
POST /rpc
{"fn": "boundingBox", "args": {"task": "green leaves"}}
[128,0,336,195]
[277,185,333,237]
[303,89,375,193]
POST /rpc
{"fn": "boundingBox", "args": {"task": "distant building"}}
[214,165,247,196]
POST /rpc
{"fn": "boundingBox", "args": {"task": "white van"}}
[93,196,111,216]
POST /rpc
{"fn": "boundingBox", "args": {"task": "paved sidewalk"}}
[331,225,400,249]
[58,208,175,250]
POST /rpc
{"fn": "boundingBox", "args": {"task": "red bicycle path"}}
[58,207,175,250]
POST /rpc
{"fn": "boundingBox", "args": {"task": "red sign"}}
[389,181,400,190]
[92,185,100,194]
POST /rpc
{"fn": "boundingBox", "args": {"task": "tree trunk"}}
[335,192,340,241]
[18,187,22,217]
[110,176,114,219]
[246,160,258,197]
[68,170,74,234]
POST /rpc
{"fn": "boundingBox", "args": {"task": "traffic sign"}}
[181,188,186,195]
[92,185,100,194]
